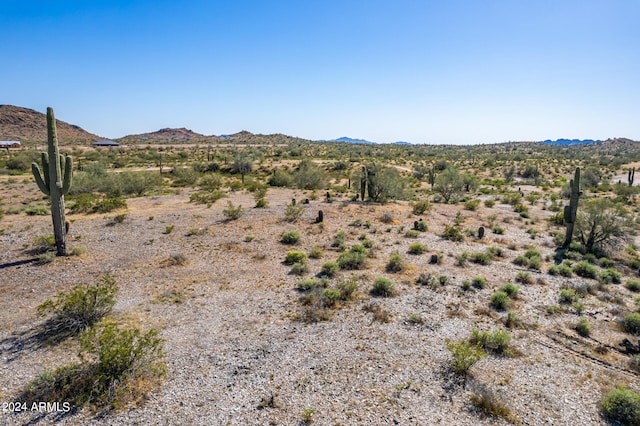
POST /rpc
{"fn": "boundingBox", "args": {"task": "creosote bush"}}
[371,277,396,297]
[470,329,512,355]
[386,253,405,272]
[445,339,487,375]
[222,201,244,220]
[37,274,118,337]
[623,313,640,335]
[600,386,640,426]
[281,230,301,244]
[285,250,308,265]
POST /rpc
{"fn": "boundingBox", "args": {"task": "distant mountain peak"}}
[540,138,601,145]
[329,136,377,145]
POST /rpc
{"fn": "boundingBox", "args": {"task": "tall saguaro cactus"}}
[31,107,73,256]
[562,167,581,248]
[628,167,635,187]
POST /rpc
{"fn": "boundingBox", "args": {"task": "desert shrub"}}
[464,199,480,211]
[515,271,532,284]
[290,262,310,275]
[36,251,57,264]
[599,257,615,268]
[268,169,294,187]
[486,246,504,258]
[573,261,598,279]
[92,197,127,213]
[490,291,510,310]
[505,311,522,329]
[332,230,347,249]
[309,246,323,259]
[337,250,367,270]
[456,252,469,267]
[296,278,326,291]
[548,263,573,277]
[70,246,87,256]
[470,384,517,423]
[441,225,464,242]
[623,313,640,335]
[471,252,491,265]
[600,386,640,426]
[492,226,504,235]
[32,234,56,254]
[576,317,591,337]
[438,275,450,286]
[163,225,175,234]
[500,283,520,298]
[285,250,308,265]
[190,190,224,205]
[513,255,528,267]
[386,253,405,272]
[112,214,126,224]
[361,239,374,248]
[293,159,326,190]
[37,274,118,338]
[408,242,426,255]
[404,230,420,238]
[284,202,304,222]
[363,302,392,323]
[599,268,622,284]
[371,277,396,297]
[79,321,165,408]
[321,261,340,278]
[337,278,358,300]
[255,197,268,208]
[222,201,243,220]
[25,205,49,216]
[559,288,579,304]
[472,276,487,289]
[412,200,431,215]
[470,329,511,354]
[171,167,198,186]
[416,272,435,287]
[627,280,640,292]
[484,199,495,208]
[445,339,487,375]
[281,230,301,244]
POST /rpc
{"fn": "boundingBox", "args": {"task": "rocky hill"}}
[0,105,101,144]
[117,127,210,143]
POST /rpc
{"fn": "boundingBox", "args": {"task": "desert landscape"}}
[1,107,640,425]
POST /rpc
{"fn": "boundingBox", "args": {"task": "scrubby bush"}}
[285,250,308,265]
[445,339,487,375]
[600,386,640,426]
[559,288,579,304]
[321,261,340,278]
[284,202,304,222]
[290,262,310,275]
[412,200,431,215]
[499,283,520,298]
[386,253,405,272]
[337,249,367,270]
[548,263,573,277]
[472,276,487,289]
[441,225,464,242]
[371,277,396,297]
[470,329,511,354]
[222,201,243,220]
[623,313,640,335]
[490,291,510,310]
[471,252,491,265]
[37,274,118,337]
[576,317,591,337]
[599,268,622,284]
[515,271,532,284]
[573,260,598,279]
[281,230,301,244]
[627,280,640,292]
[309,246,323,259]
[408,242,426,255]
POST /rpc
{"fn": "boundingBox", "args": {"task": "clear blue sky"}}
[2,0,639,144]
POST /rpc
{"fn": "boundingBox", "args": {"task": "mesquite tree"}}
[32,107,73,256]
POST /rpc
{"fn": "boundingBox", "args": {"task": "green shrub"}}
[490,291,510,310]
[505,311,522,329]
[337,278,358,300]
[281,230,301,244]
[472,276,487,289]
[499,283,520,298]
[268,169,294,187]
[627,280,640,292]
[404,230,420,238]
[285,250,308,265]
[37,251,57,264]
[414,220,428,232]
[456,252,469,266]
[470,329,511,354]
[309,246,323,259]
[386,253,405,272]
[290,262,310,275]
[599,268,622,284]
[559,288,579,304]
[92,197,127,213]
[332,231,347,249]
[492,226,505,234]
[549,264,573,277]
[573,261,598,279]
[416,272,435,287]
[37,274,118,338]
[296,278,325,291]
[441,225,464,242]
[600,387,640,426]
[70,246,87,256]
[223,201,244,220]
[337,250,367,270]
[25,205,49,216]
[576,317,591,337]
[471,252,491,265]
[513,255,529,267]
[321,261,340,278]
[484,199,495,208]
[599,257,615,268]
[515,271,532,284]
[112,214,126,224]
[189,190,224,205]
[412,200,431,215]
[464,199,480,211]
[371,277,396,297]
[255,197,269,208]
[445,340,487,375]
[284,201,304,222]
[163,225,175,234]
[623,313,640,335]
[408,242,426,255]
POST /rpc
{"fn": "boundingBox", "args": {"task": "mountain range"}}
[0,105,633,147]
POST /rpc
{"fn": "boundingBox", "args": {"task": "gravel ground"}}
[1,185,638,425]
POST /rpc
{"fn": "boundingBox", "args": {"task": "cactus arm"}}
[41,152,50,186]
[31,162,50,195]
[62,155,73,195]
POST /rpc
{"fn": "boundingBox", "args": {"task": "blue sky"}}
[2,0,639,144]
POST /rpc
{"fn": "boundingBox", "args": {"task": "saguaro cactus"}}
[562,167,581,248]
[32,107,73,256]
[629,167,635,187]
[360,166,367,201]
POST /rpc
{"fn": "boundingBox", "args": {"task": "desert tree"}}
[433,167,464,203]
[575,198,636,254]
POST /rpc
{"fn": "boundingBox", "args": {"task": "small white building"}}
[0,141,21,149]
